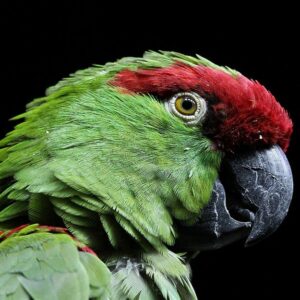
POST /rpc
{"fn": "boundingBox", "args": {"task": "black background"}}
[1,2,299,299]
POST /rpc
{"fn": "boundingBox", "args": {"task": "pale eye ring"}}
[164,92,207,125]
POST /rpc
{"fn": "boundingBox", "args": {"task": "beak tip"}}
[244,209,291,247]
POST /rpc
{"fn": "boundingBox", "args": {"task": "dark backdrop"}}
[1,2,299,299]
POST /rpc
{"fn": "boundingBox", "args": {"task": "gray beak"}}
[176,145,293,251]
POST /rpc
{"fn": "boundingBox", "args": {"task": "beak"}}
[175,145,293,251]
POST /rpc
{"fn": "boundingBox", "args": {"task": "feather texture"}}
[0,226,111,300]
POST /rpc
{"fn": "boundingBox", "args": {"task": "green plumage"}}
[0,51,224,299]
[0,225,111,300]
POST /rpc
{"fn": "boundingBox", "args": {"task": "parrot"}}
[0,51,293,300]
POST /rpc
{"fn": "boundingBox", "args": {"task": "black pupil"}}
[182,98,194,110]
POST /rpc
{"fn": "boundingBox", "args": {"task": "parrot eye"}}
[165,92,207,125]
[175,96,197,115]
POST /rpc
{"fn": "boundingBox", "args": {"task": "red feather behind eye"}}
[111,63,293,152]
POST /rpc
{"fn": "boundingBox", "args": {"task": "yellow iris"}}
[175,96,197,115]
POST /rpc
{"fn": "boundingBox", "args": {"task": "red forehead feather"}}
[111,63,292,151]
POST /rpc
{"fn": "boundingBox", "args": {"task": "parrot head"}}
[0,51,293,254]
[109,51,294,251]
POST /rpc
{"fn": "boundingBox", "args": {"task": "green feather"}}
[112,267,157,300]
[0,202,28,222]
[79,252,111,299]
[99,214,124,248]
[107,251,197,300]
[0,230,111,300]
